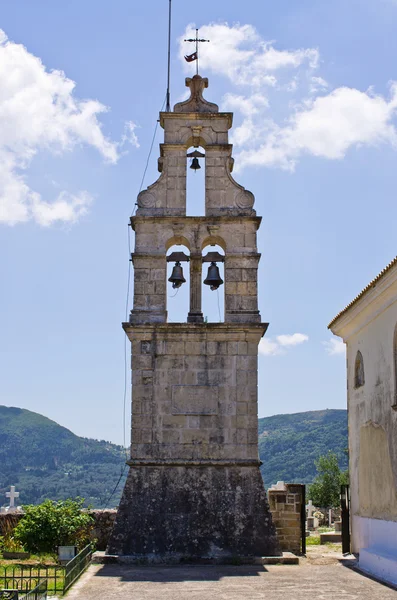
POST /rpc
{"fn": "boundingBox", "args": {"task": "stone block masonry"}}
[107,75,281,561]
[268,484,303,554]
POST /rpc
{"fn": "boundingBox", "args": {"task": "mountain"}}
[258,409,348,488]
[0,406,348,508]
[0,406,126,508]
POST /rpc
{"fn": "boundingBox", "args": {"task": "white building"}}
[329,256,397,586]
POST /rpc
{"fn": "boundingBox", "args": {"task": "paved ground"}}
[64,549,397,600]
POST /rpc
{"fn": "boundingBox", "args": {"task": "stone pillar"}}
[188,253,203,323]
[268,484,303,554]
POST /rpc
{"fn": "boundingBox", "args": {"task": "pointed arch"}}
[354,350,365,388]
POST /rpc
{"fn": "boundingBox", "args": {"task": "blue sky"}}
[1,0,397,444]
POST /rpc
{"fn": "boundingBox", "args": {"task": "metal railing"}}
[21,580,47,600]
[0,566,63,595]
[0,545,92,595]
[0,580,47,600]
[63,545,92,593]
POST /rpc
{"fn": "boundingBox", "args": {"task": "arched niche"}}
[202,244,225,323]
[201,235,227,253]
[166,244,190,323]
[354,350,365,389]
[186,146,205,217]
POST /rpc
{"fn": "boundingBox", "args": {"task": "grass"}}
[306,536,321,546]
[0,557,65,594]
[0,553,58,566]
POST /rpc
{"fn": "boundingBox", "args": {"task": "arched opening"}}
[166,244,190,323]
[186,146,205,216]
[202,244,225,323]
[354,350,365,388]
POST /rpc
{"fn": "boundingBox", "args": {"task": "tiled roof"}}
[328,255,397,329]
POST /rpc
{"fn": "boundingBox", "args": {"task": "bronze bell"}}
[190,157,201,171]
[203,262,223,291]
[168,261,186,289]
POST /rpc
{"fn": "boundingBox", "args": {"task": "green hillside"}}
[0,406,348,508]
[0,406,126,508]
[258,409,348,488]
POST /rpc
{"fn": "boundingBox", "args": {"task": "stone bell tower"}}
[108,75,280,560]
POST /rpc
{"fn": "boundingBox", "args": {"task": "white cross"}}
[6,486,19,509]
[307,500,314,518]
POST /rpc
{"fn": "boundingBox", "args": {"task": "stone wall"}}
[268,484,303,554]
[0,509,117,551]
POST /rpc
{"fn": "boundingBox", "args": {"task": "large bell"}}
[203,262,223,291]
[190,157,201,171]
[168,261,186,289]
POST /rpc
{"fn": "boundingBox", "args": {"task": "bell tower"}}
[108,75,280,560]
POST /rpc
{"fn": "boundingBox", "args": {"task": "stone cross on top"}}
[6,486,19,511]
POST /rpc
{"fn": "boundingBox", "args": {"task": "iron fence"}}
[21,580,47,600]
[64,544,92,592]
[0,566,63,595]
[0,545,92,595]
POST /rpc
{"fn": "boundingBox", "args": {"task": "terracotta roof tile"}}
[328,255,397,329]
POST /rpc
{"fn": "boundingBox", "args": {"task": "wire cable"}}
[168,287,181,299]
[217,288,222,322]
[131,94,167,217]
[103,95,169,508]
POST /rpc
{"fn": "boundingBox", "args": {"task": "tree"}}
[13,498,94,553]
[308,452,349,509]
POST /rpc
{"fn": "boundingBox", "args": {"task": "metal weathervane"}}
[184,28,210,75]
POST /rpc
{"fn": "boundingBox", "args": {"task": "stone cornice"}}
[130,215,262,229]
[127,458,261,468]
[160,111,233,129]
[123,321,268,337]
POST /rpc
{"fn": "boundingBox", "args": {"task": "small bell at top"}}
[203,262,223,291]
[168,261,186,289]
[190,157,201,171]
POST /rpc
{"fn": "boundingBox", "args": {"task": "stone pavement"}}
[65,553,397,600]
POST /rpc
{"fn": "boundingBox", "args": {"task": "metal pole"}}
[166,0,172,112]
[196,28,199,75]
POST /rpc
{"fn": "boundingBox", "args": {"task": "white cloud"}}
[179,23,318,88]
[310,76,328,94]
[121,121,140,149]
[0,30,138,226]
[179,22,397,172]
[323,337,345,356]
[259,332,309,356]
[238,84,397,171]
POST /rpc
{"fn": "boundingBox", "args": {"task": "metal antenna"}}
[166,0,172,112]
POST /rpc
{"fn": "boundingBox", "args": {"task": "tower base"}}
[107,464,281,560]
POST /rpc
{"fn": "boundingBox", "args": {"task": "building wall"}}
[345,297,397,552]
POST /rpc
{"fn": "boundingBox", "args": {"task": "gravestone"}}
[2,486,20,514]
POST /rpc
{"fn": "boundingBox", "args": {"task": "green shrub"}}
[13,498,94,553]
